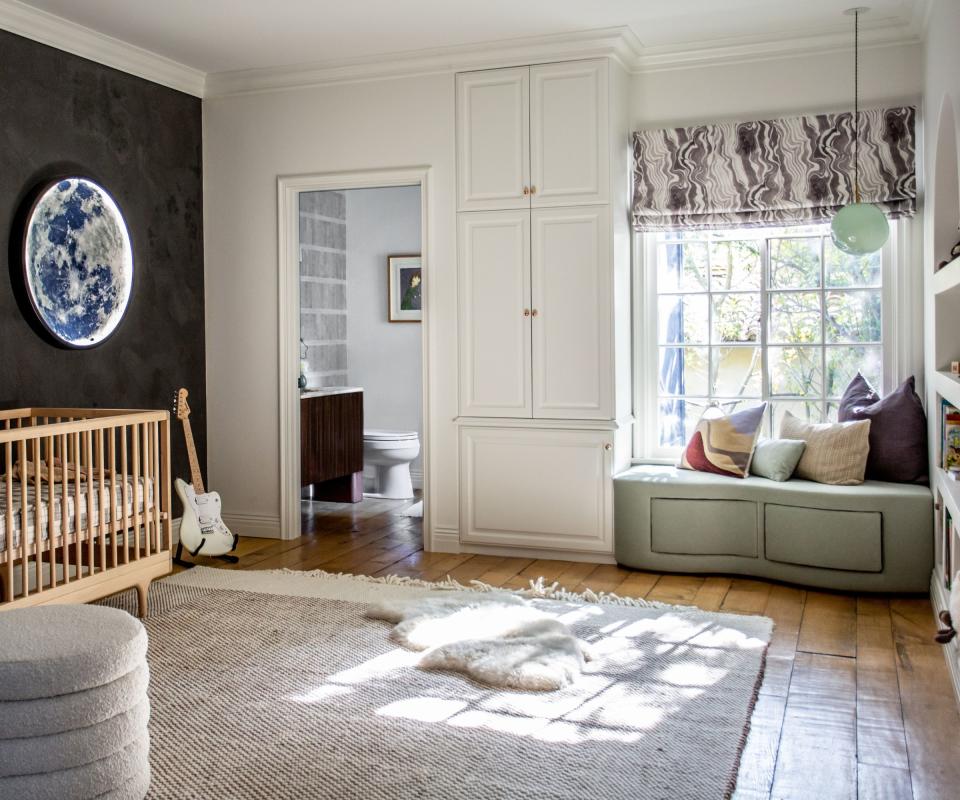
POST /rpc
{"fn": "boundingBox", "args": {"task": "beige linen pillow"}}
[779,412,871,485]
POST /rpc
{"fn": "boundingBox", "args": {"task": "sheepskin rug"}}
[366,590,592,690]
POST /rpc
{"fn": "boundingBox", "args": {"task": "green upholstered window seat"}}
[614,465,933,592]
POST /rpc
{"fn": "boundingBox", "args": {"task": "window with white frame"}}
[638,223,894,458]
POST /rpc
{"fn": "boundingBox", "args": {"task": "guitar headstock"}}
[173,388,191,421]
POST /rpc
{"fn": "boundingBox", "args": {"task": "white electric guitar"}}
[172,388,238,565]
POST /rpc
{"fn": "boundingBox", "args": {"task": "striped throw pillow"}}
[679,404,766,479]
[780,412,871,485]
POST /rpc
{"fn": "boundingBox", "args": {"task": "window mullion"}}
[820,235,827,421]
[760,236,770,436]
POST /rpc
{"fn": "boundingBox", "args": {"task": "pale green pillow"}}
[749,438,806,482]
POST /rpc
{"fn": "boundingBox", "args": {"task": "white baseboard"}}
[460,542,616,564]
[431,526,460,553]
[930,572,960,708]
[222,513,283,539]
[425,526,616,565]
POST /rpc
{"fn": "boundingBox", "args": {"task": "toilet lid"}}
[364,429,418,442]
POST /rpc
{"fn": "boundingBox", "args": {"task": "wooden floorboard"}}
[174,495,956,800]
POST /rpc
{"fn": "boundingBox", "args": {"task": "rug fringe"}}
[253,568,674,609]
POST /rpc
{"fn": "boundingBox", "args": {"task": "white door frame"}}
[277,166,433,544]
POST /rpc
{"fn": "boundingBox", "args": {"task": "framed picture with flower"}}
[388,254,422,322]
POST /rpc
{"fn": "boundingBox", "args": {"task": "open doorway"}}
[277,168,431,545]
[298,186,423,529]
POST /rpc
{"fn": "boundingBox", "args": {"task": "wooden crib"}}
[0,408,172,617]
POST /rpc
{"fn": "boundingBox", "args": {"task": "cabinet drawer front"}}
[765,505,882,572]
[651,499,758,557]
[530,60,608,207]
[456,68,530,211]
[458,211,532,417]
[460,427,612,553]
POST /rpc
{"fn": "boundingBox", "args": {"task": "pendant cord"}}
[854,9,861,203]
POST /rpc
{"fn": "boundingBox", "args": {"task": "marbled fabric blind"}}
[632,106,916,231]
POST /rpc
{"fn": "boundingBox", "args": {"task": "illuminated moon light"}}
[23,178,133,347]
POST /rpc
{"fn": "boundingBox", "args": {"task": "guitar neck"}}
[181,417,206,494]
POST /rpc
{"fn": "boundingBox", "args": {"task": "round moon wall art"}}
[23,178,133,348]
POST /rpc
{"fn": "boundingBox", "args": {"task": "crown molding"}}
[0,1,925,100]
[633,15,922,74]
[0,0,205,97]
[205,26,643,97]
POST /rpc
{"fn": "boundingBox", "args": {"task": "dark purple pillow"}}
[838,373,928,484]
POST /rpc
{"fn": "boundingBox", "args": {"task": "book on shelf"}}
[943,399,960,470]
[946,508,954,591]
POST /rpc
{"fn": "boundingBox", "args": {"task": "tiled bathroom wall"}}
[300,191,348,387]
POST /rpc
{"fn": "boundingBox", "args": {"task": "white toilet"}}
[362,429,421,499]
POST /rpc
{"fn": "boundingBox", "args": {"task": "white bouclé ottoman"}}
[0,605,151,799]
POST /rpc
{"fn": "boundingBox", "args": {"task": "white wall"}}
[344,186,423,483]
[203,73,457,539]
[203,40,923,542]
[632,42,922,129]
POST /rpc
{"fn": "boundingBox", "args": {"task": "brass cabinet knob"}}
[522,186,530,196]
[603,443,613,451]
[530,185,537,195]
[523,308,531,317]
[531,309,539,317]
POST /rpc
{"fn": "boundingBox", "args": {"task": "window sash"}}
[635,225,898,461]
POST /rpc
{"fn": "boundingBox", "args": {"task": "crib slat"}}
[47,435,56,590]
[132,424,141,561]
[110,427,118,569]
[34,439,42,593]
[141,423,151,558]
[4,442,13,601]
[19,438,28,598]
[121,427,129,565]
[85,430,94,574]
[60,432,69,585]
[73,431,82,578]
[152,421,161,555]
[97,429,106,572]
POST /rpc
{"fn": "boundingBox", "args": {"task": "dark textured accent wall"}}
[0,30,206,495]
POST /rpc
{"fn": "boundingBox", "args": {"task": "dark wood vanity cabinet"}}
[301,390,364,502]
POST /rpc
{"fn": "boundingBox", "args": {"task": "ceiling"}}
[9,0,926,76]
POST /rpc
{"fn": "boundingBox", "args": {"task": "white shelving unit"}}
[928,118,960,703]
[932,254,960,296]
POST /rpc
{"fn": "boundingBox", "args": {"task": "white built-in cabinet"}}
[455,57,630,559]
[457,61,608,211]
[459,426,614,554]
[458,206,611,419]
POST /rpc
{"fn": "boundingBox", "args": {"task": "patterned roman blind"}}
[631,106,916,231]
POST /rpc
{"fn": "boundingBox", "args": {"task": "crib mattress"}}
[0,478,154,553]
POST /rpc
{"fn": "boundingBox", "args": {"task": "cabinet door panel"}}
[530,61,608,207]
[456,68,530,211]
[531,207,612,419]
[459,211,532,417]
[460,426,613,553]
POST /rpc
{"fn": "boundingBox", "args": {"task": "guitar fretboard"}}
[181,416,206,494]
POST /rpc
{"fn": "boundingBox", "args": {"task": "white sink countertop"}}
[301,386,363,399]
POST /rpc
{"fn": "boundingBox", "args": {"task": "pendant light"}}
[831,7,890,255]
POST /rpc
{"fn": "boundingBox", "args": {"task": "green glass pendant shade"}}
[830,202,890,255]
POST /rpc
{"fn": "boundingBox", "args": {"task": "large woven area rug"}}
[109,567,772,800]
